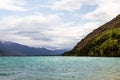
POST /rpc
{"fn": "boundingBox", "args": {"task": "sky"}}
[0,0,120,49]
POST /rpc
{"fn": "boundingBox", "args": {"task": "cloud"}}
[83,0,120,23]
[0,14,72,48]
[0,0,27,11]
[0,0,120,49]
[42,0,120,22]
[41,0,97,12]
[0,12,99,49]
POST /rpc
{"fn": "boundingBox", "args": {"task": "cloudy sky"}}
[0,0,120,49]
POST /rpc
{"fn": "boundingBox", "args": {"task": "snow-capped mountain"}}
[0,40,67,56]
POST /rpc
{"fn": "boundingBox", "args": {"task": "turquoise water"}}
[0,57,120,80]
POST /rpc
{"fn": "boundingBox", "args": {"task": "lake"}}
[0,57,120,80]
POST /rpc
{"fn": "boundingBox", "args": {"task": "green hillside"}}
[63,14,120,57]
[63,28,120,56]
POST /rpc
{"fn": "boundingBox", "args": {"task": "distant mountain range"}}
[63,14,120,57]
[0,40,67,56]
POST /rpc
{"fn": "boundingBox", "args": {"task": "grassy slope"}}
[63,28,120,56]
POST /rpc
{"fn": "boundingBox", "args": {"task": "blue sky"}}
[0,0,120,49]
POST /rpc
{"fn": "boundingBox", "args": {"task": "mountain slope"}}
[0,41,66,56]
[63,14,120,56]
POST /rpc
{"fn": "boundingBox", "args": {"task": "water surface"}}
[0,57,120,80]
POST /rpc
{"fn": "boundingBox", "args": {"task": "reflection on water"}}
[0,57,120,80]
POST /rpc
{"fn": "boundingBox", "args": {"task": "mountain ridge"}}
[63,14,120,56]
[0,40,66,56]
[74,14,120,51]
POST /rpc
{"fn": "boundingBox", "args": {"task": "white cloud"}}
[0,14,73,49]
[83,0,120,23]
[41,0,97,12]
[0,13,99,49]
[0,0,27,11]
[0,0,120,49]
[43,0,120,23]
